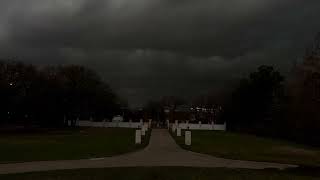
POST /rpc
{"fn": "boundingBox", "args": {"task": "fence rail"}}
[78,121,143,128]
[171,122,226,131]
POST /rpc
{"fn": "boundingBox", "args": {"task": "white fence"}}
[171,122,226,131]
[78,121,143,128]
[78,120,226,131]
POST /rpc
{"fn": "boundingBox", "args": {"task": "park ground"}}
[173,130,320,167]
[0,128,150,164]
[0,167,320,180]
[1,128,320,179]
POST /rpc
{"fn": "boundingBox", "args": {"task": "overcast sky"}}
[0,0,320,107]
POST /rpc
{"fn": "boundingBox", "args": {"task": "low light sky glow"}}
[0,0,320,107]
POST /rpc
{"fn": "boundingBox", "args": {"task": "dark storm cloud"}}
[0,0,320,107]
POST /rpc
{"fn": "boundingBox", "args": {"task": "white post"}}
[148,119,152,128]
[76,117,80,127]
[140,119,143,127]
[199,121,202,128]
[171,124,176,133]
[177,127,181,137]
[141,127,146,136]
[185,131,191,146]
[144,123,148,131]
[135,130,142,144]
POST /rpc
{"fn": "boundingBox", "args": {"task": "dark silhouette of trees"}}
[224,62,320,146]
[286,33,320,145]
[0,61,40,126]
[58,65,118,125]
[224,65,285,135]
[159,96,186,109]
[143,96,187,122]
[144,100,165,121]
[0,60,120,128]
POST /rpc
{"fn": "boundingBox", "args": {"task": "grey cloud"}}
[0,0,320,106]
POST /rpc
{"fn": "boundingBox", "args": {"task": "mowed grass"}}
[173,130,320,166]
[0,128,149,163]
[0,167,318,180]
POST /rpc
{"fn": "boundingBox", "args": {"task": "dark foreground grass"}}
[173,130,320,166]
[0,128,150,163]
[0,167,319,180]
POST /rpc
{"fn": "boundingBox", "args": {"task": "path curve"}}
[0,129,297,174]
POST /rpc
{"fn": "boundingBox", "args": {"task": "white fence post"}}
[77,120,226,131]
[185,131,191,145]
[171,124,176,133]
[141,127,146,136]
[177,128,181,137]
[144,123,148,131]
[76,117,80,127]
[135,130,141,144]
[148,119,152,128]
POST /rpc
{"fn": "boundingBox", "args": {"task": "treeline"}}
[0,60,121,128]
[223,65,320,146]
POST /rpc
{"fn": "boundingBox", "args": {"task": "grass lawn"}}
[173,130,320,166]
[0,128,150,163]
[0,167,319,180]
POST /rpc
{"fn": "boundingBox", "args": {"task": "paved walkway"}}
[0,129,297,174]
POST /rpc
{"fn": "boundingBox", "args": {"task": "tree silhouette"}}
[0,60,120,128]
[224,65,284,134]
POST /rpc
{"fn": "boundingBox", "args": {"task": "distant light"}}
[9,83,13,86]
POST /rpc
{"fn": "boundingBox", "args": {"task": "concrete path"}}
[0,129,297,174]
